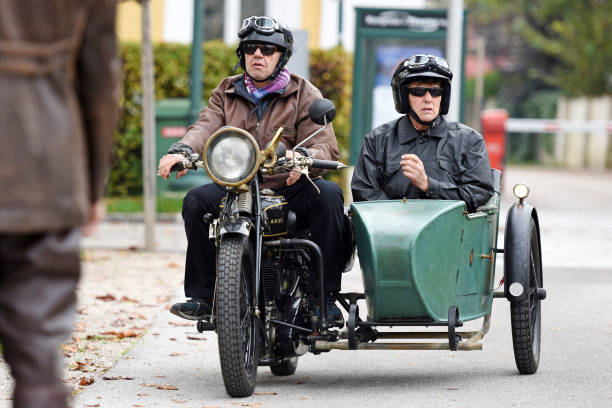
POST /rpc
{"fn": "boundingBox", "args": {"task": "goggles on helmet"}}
[238,16,281,38]
[403,54,452,77]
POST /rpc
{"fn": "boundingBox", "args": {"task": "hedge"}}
[108,40,352,196]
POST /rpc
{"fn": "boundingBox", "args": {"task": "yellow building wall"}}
[117,0,165,43]
[301,0,321,49]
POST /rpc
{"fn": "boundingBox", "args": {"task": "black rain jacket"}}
[351,115,494,212]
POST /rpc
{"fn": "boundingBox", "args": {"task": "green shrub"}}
[108,41,353,197]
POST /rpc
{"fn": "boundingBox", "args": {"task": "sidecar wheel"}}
[217,235,259,397]
[510,219,543,374]
[270,357,298,376]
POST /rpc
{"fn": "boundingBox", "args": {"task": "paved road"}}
[73,166,612,407]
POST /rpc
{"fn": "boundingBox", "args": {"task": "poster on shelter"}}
[372,45,444,129]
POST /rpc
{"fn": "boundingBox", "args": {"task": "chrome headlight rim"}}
[203,126,260,187]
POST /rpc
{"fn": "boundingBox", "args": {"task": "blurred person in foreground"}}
[0,1,120,407]
[158,16,345,323]
[351,55,493,212]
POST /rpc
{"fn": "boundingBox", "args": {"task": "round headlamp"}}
[513,183,530,200]
[203,127,260,187]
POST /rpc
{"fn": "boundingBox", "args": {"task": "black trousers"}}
[0,229,80,408]
[181,178,345,299]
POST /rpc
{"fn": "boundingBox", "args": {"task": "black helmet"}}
[391,54,453,116]
[235,16,293,82]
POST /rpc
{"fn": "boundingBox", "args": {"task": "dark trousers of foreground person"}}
[181,178,345,299]
[0,230,80,408]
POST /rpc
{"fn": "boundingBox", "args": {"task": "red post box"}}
[480,109,508,172]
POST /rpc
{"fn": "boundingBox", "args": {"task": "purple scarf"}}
[245,68,290,101]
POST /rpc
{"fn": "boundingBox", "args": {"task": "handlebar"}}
[292,156,347,170]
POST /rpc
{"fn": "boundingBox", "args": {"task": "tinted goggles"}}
[407,86,444,97]
[404,54,451,75]
[239,16,280,37]
[242,43,278,56]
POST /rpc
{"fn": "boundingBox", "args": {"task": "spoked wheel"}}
[270,357,298,376]
[510,219,543,374]
[217,235,259,397]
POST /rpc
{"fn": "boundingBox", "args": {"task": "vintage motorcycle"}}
[170,99,353,397]
[170,98,546,398]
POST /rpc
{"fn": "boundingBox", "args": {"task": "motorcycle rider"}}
[351,55,494,211]
[158,16,345,322]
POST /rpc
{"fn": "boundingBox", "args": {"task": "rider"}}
[158,16,345,322]
[351,55,494,212]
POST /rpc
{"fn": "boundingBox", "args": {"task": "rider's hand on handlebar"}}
[285,150,305,186]
[158,154,188,180]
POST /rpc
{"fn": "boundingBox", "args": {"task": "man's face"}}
[407,80,442,122]
[243,43,282,83]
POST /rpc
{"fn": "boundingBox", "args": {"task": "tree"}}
[467,0,611,97]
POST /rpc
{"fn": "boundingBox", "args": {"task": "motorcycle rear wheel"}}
[217,235,259,397]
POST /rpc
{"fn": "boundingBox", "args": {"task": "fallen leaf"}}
[169,352,187,357]
[169,337,177,341]
[121,296,139,303]
[228,403,261,407]
[447,387,459,390]
[61,344,79,353]
[142,383,178,390]
[171,399,186,404]
[168,321,192,327]
[255,391,278,395]
[71,361,89,372]
[166,261,179,268]
[133,405,144,407]
[101,330,139,339]
[79,377,95,386]
[84,404,100,407]
[186,336,206,341]
[96,294,117,301]
[103,376,134,381]
[136,393,149,397]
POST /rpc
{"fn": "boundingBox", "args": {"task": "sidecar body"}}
[324,169,545,375]
[350,169,502,324]
[351,198,498,323]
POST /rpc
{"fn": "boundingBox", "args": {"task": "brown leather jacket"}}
[177,73,339,190]
[0,0,120,233]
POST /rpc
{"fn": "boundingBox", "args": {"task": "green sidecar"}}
[324,170,546,375]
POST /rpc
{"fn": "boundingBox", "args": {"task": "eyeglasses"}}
[242,43,278,56]
[407,86,444,97]
[404,54,452,76]
[239,16,280,37]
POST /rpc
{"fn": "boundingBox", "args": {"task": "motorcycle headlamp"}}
[238,16,280,38]
[203,127,260,187]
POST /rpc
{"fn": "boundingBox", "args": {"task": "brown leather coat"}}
[0,0,120,233]
[178,73,339,190]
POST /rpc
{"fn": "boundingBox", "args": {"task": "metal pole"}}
[141,0,156,250]
[223,0,240,45]
[472,36,485,130]
[189,0,204,124]
[445,0,464,122]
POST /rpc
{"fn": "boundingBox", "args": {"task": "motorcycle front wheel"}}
[216,235,259,397]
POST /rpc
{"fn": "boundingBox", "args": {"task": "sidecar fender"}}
[503,202,541,302]
[220,218,251,237]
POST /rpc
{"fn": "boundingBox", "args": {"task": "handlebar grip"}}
[310,159,346,170]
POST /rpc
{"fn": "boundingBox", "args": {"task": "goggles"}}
[403,54,451,76]
[238,16,281,38]
[242,43,278,56]
[407,86,443,97]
